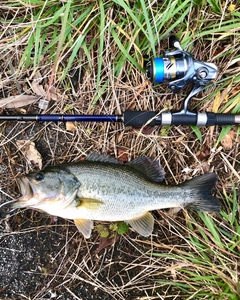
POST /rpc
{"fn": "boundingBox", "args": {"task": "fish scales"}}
[66,162,182,220]
[13,153,221,238]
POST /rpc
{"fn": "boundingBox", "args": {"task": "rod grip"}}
[171,113,197,125]
[206,112,235,126]
[124,111,158,126]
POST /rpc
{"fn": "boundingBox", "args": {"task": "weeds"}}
[153,209,240,299]
[95,221,130,238]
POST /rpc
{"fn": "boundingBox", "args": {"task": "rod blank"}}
[0,114,122,123]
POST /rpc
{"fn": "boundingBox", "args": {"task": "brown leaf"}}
[196,144,211,160]
[132,126,155,135]
[228,130,235,139]
[48,86,59,101]
[107,148,129,163]
[30,71,60,101]
[31,71,46,97]
[117,149,129,163]
[220,131,234,150]
[201,162,210,173]
[95,235,119,254]
[0,95,38,108]
[65,122,76,131]
[16,140,42,169]
[168,207,181,216]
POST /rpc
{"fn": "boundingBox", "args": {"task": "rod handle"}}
[124,111,159,126]
[123,111,238,127]
[206,112,236,126]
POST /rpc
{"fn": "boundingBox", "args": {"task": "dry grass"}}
[0,1,239,299]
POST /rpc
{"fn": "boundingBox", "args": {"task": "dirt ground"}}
[0,117,238,299]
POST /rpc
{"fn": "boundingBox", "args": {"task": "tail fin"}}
[182,173,221,212]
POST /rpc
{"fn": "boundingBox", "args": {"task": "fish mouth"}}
[14,177,41,208]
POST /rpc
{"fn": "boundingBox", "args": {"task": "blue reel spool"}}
[146,58,165,83]
[152,58,165,83]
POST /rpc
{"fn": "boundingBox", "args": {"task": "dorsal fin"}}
[127,157,165,183]
[86,152,120,164]
[86,152,165,183]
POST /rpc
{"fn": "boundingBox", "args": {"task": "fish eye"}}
[34,173,44,181]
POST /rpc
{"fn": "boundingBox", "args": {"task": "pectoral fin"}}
[126,212,154,237]
[74,219,93,238]
[76,198,103,210]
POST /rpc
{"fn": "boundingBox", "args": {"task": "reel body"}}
[147,56,218,94]
[146,36,218,94]
[146,36,218,116]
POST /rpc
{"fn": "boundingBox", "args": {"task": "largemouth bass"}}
[13,153,221,238]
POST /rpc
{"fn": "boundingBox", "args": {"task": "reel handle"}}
[169,35,182,50]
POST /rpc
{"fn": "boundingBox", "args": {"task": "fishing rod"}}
[0,111,239,127]
[0,36,239,127]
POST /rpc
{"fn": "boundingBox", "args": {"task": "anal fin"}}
[74,219,93,238]
[126,212,154,237]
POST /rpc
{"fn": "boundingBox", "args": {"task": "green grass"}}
[153,190,240,299]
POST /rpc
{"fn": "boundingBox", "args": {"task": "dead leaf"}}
[48,86,59,101]
[133,126,155,135]
[95,235,119,254]
[0,95,38,108]
[31,71,46,97]
[16,140,42,169]
[201,162,210,173]
[196,144,211,160]
[107,148,129,163]
[220,131,234,150]
[66,122,76,131]
[117,149,129,163]
[168,207,181,215]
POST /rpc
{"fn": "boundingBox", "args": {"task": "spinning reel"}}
[146,36,217,91]
[145,36,218,118]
